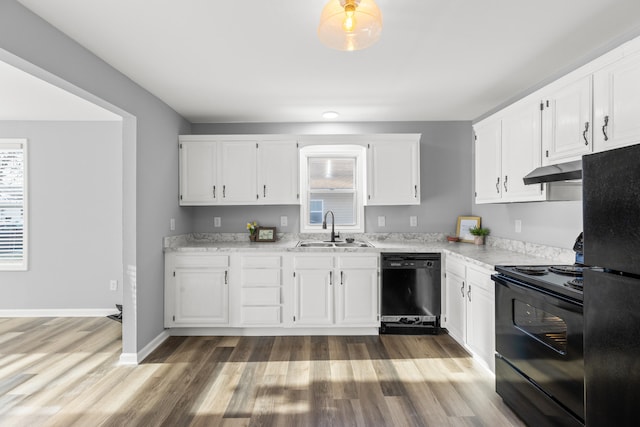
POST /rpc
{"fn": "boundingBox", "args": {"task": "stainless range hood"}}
[523,159,582,185]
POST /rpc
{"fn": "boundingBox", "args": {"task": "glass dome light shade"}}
[318,0,383,51]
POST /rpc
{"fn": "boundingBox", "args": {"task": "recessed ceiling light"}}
[322,111,340,119]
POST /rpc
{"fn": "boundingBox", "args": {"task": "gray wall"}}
[190,122,473,236]
[0,1,191,354]
[0,121,123,310]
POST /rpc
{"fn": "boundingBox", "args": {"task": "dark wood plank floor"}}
[0,317,525,426]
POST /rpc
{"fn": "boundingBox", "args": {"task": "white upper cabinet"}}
[179,139,218,205]
[593,50,640,152]
[474,117,502,203]
[257,140,299,204]
[541,76,593,164]
[220,139,258,203]
[475,100,544,204]
[179,135,299,206]
[501,101,545,201]
[367,136,420,205]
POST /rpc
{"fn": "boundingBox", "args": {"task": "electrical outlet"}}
[214,217,221,227]
[515,219,522,233]
[378,216,386,227]
[280,216,288,227]
[170,218,175,231]
[410,216,418,227]
[109,280,118,291]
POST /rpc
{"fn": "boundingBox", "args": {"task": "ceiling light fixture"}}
[318,0,383,51]
[322,111,340,119]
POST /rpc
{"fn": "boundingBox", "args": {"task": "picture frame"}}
[456,216,481,243]
[256,226,277,242]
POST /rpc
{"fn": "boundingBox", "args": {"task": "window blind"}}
[0,140,27,270]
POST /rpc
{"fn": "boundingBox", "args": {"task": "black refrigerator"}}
[583,142,640,426]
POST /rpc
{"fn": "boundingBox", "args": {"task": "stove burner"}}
[549,265,584,276]
[565,277,584,290]
[515,266,548,275]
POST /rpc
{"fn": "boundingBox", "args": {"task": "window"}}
[0,139,27,270]
[300,145,365,233]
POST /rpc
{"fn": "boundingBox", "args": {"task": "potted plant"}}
[246,221,258,241]
[469,226,490,245]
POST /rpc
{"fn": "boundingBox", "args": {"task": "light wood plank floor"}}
[0,317,525,426]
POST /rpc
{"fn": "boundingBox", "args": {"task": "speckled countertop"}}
[164,233,575,271]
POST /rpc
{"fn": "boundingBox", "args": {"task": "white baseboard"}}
[0,308,119,318]
[118,329,169,365]
[167,327,380,336]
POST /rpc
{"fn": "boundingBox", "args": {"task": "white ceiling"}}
[0,59,120,121]
[13,0,640,123]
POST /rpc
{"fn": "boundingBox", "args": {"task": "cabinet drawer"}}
[242,269,281,286]
[241,287,281,305]
[467,265,495,293]
[174,254,229,268]
[241,256,281,269]
[338,256,378,269]
[241,306,281,324]
[294,256,334,269]
[446,256,466,278]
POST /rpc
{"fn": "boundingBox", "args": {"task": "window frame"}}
[299,144,365,234]
[0,138,28,271]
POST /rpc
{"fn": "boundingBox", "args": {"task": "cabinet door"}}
[541,76,593,164]
[173,268,228,326]
[501,101,545,202]
[465,267,496,372]
[293,269,333,326]
[593,51,640,151]
[367,140,420,205]
[444,268,466,344]
[179,140,217,205]
[336,268,378,326]
[257,141,299,204]
[220,140,258,203]
[474,119,502,204]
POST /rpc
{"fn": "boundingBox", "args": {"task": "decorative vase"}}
[474,236,485,245]
[249,233,256,242]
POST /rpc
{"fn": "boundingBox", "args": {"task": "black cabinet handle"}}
[213,185,216,198]
[460,281,465,298]
[496,177,500,193]
[340,271,344,285]
[329,271,333,286]
[583,121,590,145]
[504,175,508,192]
[224,271,228,284]
[602,115,609,141]
[414,185,417,198]
[468,285,472,302]
[263,185,266,198]
[223,185,226,198]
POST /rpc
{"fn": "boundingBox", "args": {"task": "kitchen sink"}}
[296,240,373,248]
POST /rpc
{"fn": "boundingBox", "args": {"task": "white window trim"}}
[299,145,366,234]
[0,138,28,271]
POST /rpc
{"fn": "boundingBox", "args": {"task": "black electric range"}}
[494,264,600,303]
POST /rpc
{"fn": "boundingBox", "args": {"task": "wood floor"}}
[0,317,525,426]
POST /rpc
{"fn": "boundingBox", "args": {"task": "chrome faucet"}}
[322,210,339,242]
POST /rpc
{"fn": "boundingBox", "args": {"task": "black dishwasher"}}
[380,253,441,334]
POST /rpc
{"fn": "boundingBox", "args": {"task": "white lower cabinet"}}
[165,253,229,327]
[443,254,495,372]
[292,254,379,328]
[238,255,283,326]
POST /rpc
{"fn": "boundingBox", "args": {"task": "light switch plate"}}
[378,216,386,227]
[280,216,288,227]
[170,218,175,231]
[410,216,418,227]
[214,217,221,227]
[109,280,118,291]
[515,219,522,233]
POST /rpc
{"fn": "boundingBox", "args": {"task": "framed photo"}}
[256,226,276,242]
[456,216,481,243]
